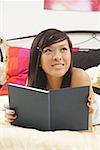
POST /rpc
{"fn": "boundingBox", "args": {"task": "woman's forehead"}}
[45,39,69,48]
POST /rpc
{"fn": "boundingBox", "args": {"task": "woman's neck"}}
[47,76,63,90]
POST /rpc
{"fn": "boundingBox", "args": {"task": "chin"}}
[52,72,66,77]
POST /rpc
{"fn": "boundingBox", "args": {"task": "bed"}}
[0,31,100,149]
[0,96,100,150]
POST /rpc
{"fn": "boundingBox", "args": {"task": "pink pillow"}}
[72,47,80,52]
[0,46,30,95]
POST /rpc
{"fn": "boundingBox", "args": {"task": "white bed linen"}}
[0,95,100,150]
[92,93,100,125]
[0,125,100,150]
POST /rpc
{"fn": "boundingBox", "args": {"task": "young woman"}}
[5,29,94,130]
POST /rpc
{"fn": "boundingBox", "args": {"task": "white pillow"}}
[0,40,7,85]
[85,65,100,85]
[0,62,6,85]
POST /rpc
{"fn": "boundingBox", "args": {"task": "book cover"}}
[8,83,89,131]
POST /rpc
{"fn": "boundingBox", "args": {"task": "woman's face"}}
[40,39,71,78]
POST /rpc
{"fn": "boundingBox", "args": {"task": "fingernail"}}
[10,110,15,114]
[87,103,90,107]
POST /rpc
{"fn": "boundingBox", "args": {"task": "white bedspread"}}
[0,95,100,150]
[0,124,100,150]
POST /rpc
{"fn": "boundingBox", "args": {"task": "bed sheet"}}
[0,95,100,150]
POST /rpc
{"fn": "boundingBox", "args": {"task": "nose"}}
[52,51,62,61]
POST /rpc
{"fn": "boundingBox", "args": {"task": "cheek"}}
[69,54,71,63]
[40,56,49,69]
[64,52,71,63]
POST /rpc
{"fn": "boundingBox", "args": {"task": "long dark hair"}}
[28,28,73,89]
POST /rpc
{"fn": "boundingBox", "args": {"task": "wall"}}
[0,0,100,40]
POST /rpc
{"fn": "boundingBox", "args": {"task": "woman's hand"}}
[87,96,94,113]
[87,96,94,131]
[4,104,17,123]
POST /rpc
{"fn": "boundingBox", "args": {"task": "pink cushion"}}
[72,47,80,52]
[0,46,30,95]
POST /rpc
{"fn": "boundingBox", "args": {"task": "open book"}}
[8,83,89,131]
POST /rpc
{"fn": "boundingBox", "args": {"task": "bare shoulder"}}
[72,67,89,78]
[71,67,91,87]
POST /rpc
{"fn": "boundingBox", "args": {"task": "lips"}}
[51,63,64,67]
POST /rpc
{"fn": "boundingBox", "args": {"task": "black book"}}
[8,83,89,131]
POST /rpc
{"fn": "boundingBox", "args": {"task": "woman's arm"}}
[71,67,94,131]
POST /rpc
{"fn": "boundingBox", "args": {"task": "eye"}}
[61,47,68,51]
[43,48,52,53]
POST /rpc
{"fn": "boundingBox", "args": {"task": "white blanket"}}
[92,93,100,125]
[0,95,100,150]
[0,124,100,150]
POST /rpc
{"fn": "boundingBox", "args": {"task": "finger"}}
[87,103,94,113]
[5,118,15,123]
[5,114,17,120]
[5,109,15,115]
[88,98,92,103]
[87,102,94,108]
[88,97,93,103]
[5,113,16,123]
[87,102,91,107]
[5,113,17,122]
[88,96,91,101]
